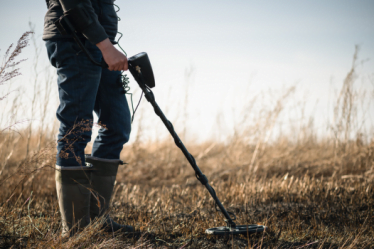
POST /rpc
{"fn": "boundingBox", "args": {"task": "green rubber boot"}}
[86,155,134,233]
[55,165,92,237]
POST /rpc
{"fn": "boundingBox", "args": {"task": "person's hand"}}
[96,38,128,71]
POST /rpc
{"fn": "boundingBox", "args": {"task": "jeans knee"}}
[109,120,131,145]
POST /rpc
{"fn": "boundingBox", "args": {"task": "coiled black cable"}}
[100,1,142,123]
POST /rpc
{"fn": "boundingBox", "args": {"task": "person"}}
[43,0,133,236]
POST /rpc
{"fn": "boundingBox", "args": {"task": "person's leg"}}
[86,155,134,232]
[46,38,103,166]
[88,68,132,232]
[55,166,91,237]
[91,69,131,159]
[46,38,103,236]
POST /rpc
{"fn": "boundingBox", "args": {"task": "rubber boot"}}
[55,165,92,237]
[85,155,134,233]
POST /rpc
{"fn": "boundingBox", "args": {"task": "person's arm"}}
[96,38,128,71]
[59,0,128,71]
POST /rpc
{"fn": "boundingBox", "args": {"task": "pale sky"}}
[0,1,373,142]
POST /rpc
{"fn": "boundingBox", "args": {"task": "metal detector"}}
[54,15,267,236]
[127,53,267,236]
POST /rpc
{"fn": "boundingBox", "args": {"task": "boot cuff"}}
[85,155,123,176]
[85,155,124,165]
[56,165,93,170]
[55,165,92,184]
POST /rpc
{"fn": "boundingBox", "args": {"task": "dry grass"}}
[0,35,373,248]
[0,133,373,248]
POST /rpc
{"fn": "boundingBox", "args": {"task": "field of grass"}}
[0,131,373,248]
[0,34,373,248]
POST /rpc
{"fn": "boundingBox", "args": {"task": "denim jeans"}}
[45,39,131,166]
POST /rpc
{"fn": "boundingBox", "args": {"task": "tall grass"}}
[0,37,373,248]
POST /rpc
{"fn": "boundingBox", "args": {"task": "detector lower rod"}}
[133,74,236,228]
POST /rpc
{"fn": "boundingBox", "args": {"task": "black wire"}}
[116,32,126,56]
[116,63,144,123]
[128,93,135,117]
[132,92,143,123]
[104,0,143,123]
[113,4,120,15]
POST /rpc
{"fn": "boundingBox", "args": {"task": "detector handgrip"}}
[128,52,155,88]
